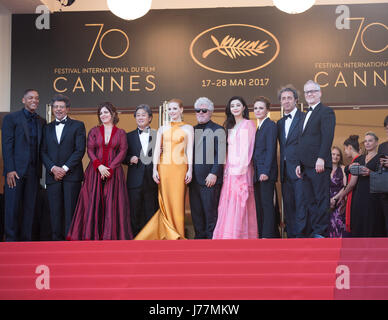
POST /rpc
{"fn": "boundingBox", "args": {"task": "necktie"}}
[307,107,313,112]
[284,114,292,119]
[56,119,66,125]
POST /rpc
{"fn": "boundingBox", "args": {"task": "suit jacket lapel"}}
[19,110,30,143]
[286,110,300,143]
[278,118,286,145]
[145,129,156,157]
[49,121,57,144]
[134,130,144,156]
[303,103,321,134]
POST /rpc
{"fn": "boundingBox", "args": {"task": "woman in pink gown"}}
[213,96,258,239]
[67,102,132,240]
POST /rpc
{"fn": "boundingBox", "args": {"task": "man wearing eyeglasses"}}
[189,97,225,239]
[295,80,336,238]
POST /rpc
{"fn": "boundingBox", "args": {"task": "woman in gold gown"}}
[135,99,194,240]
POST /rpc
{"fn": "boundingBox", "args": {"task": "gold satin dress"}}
[135,122,188,240]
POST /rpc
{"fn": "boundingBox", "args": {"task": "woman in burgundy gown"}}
[67,102,132,240]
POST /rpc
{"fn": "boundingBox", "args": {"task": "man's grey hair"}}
[194,97,214,111]
[304,80,321,90]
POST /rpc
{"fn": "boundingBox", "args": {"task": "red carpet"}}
[0,238,387,300]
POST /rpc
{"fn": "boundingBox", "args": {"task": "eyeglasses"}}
[304,90,320,95]
[195,108,209,113]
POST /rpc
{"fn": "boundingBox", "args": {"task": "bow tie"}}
[138,127,150,134]
[307,107,313,112]
[284,114,292,120]
[56,119,67,125]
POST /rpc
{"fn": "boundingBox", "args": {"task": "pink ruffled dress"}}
[213,119,258,239]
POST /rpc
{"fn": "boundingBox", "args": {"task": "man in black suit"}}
[124,104,158,237]
[189,97,225,239]
[41,94,86,240]
[253,96,279,238]
[277,86,306,238]
[2,89,46,241]
[296,80,336,238]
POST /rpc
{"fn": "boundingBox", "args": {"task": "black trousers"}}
[189,181,221,239]
[300,167,331,237]
[281,166,307,238]
[46,180,82,240]
[254,180,280,238]
[4,166,39,241]
[128,179,159,237]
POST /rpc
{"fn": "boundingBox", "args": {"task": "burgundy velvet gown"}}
[67,125,132,240]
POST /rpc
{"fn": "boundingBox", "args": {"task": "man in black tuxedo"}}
[124,104,158,237]
[296,80,336,238]
[2,89,46,241]
[189,97,225,239]
[41,94,86,240]
[277,86,306,238]
[253,96,279,238]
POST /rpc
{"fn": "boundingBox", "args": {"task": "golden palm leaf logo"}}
[202,35,270,59]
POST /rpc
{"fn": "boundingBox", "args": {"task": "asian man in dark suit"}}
[41,94,86,240]
[190,97,225,239]
[277,86,306,238]
[2,89,46,241]
[124,104,158,237]
[253,96,279,238]
[296,80,336,238]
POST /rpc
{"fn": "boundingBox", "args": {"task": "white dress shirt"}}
[302,102,319,131]
[138,127,150,156]
[52,116,69,172]
[284,107,298,139]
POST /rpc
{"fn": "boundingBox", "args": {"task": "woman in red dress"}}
[67,102,132,240]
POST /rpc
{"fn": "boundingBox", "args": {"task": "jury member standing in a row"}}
[41,94,86,241]
[124,104,158,237]
[296,80,336,238]
[277,86,306,238]
[2,89,46,241]
[190,97,225,239]
[67,102,132,240]
[135,99,194,240]
[213,96,257,239]
[253,96,279,238]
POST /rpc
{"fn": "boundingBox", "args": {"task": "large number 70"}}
[85,24,130,62]
[347,17,388,56]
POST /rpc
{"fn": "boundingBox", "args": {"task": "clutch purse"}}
[370,166,388,193]
[349,165,367,176]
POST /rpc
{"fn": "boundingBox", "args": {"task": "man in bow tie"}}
[295,80,336,238]
[2,89,46,241]
[124,104,158,237]
[41,94,86,240]
[277,86,306,238]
